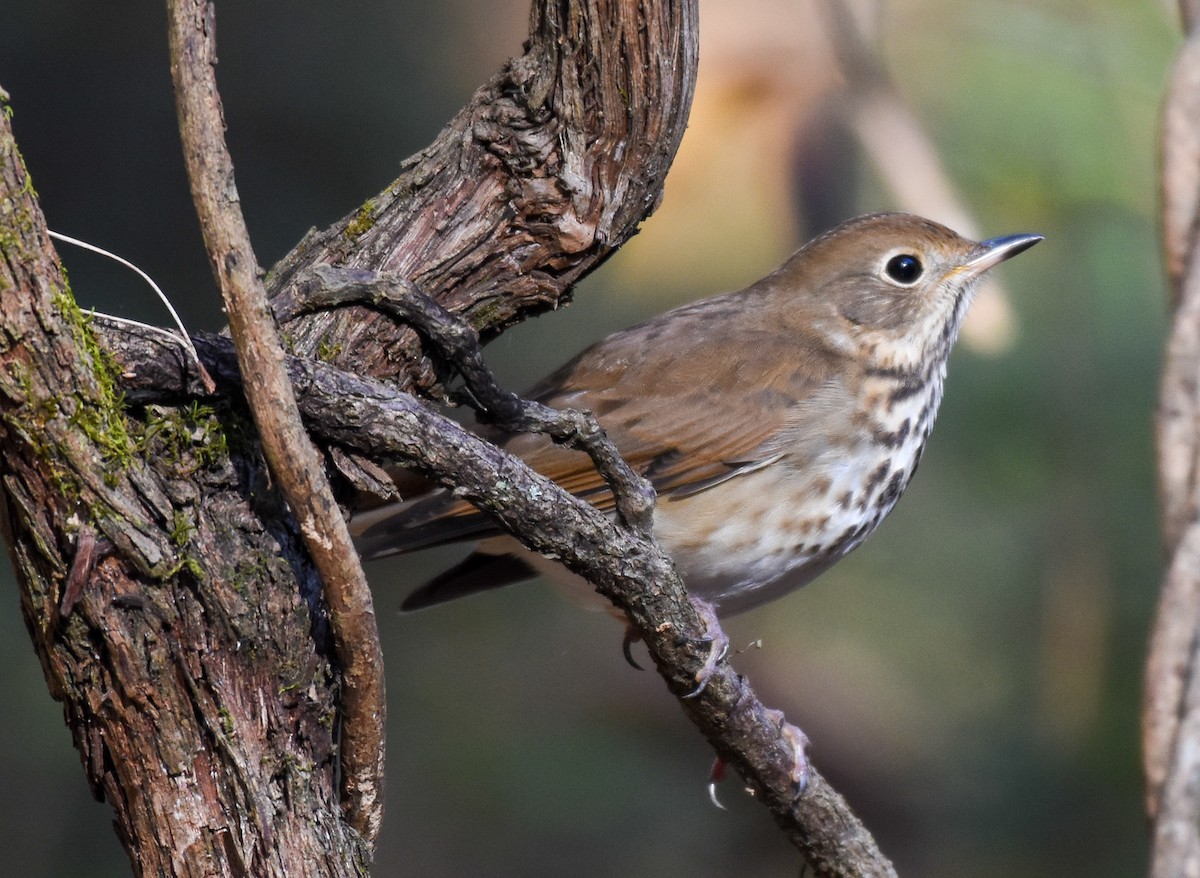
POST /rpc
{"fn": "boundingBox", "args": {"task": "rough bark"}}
[264,0,699,391]
[166,0,386,840]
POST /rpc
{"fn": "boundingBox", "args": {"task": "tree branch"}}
[264,0,700,389]
[278,265,657,533]
[165,0,385,841]
[0,90,367,878]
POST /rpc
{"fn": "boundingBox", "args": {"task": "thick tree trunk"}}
[0,105,363,875]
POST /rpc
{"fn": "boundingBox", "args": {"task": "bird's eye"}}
[884,254,923,285]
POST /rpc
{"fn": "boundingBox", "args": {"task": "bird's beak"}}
[963,233,1043,277]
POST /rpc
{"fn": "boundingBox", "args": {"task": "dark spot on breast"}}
[879,469,907,506]
[830,520,873,556]
[833,527,857,550]
[887,377,926,405]
[873,419,910,449]
[863,461,890,496]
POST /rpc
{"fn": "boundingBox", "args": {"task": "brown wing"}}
[353,293,846,558]
[506,385,805,513]
[507,304,844,505]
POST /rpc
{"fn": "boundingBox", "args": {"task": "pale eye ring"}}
[884,253,923,285]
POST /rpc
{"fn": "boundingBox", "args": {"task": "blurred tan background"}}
[0,1,1178,875]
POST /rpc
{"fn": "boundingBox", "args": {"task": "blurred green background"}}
[0,1,1178,875]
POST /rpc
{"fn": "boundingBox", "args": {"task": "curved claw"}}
[708,757,728,810]
[622,626,644,670]
[705,718,810,810]
[708,781,727,810]
[682,638,729,698]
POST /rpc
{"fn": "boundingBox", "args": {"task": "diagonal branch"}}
[165,0,385,842]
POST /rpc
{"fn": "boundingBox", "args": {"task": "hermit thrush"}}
[353,213,1040,616]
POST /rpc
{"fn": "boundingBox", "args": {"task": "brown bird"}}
[353,213,1040,617]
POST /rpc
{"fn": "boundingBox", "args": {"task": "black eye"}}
[885,254,923,284]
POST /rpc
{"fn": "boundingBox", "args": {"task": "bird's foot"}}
[766,707,811,797]
[683,597,729,698]
[706,711,810,808]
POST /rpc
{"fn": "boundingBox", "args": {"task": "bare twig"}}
[46,229,215,391]
[165,0,385,842]
[1162,31,1200,306]
[1147,526,1200,876]
[1184,0,1200,35]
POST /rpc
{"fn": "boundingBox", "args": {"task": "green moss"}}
[139,401,230,474]
[342,200,378,240]
[315,334,344,363]
[51,283,136,480]
[0,175,37,269]
[468,297,511,333]
[168,509,195,548]
[162,554,203,581]
[230,552,272,595]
